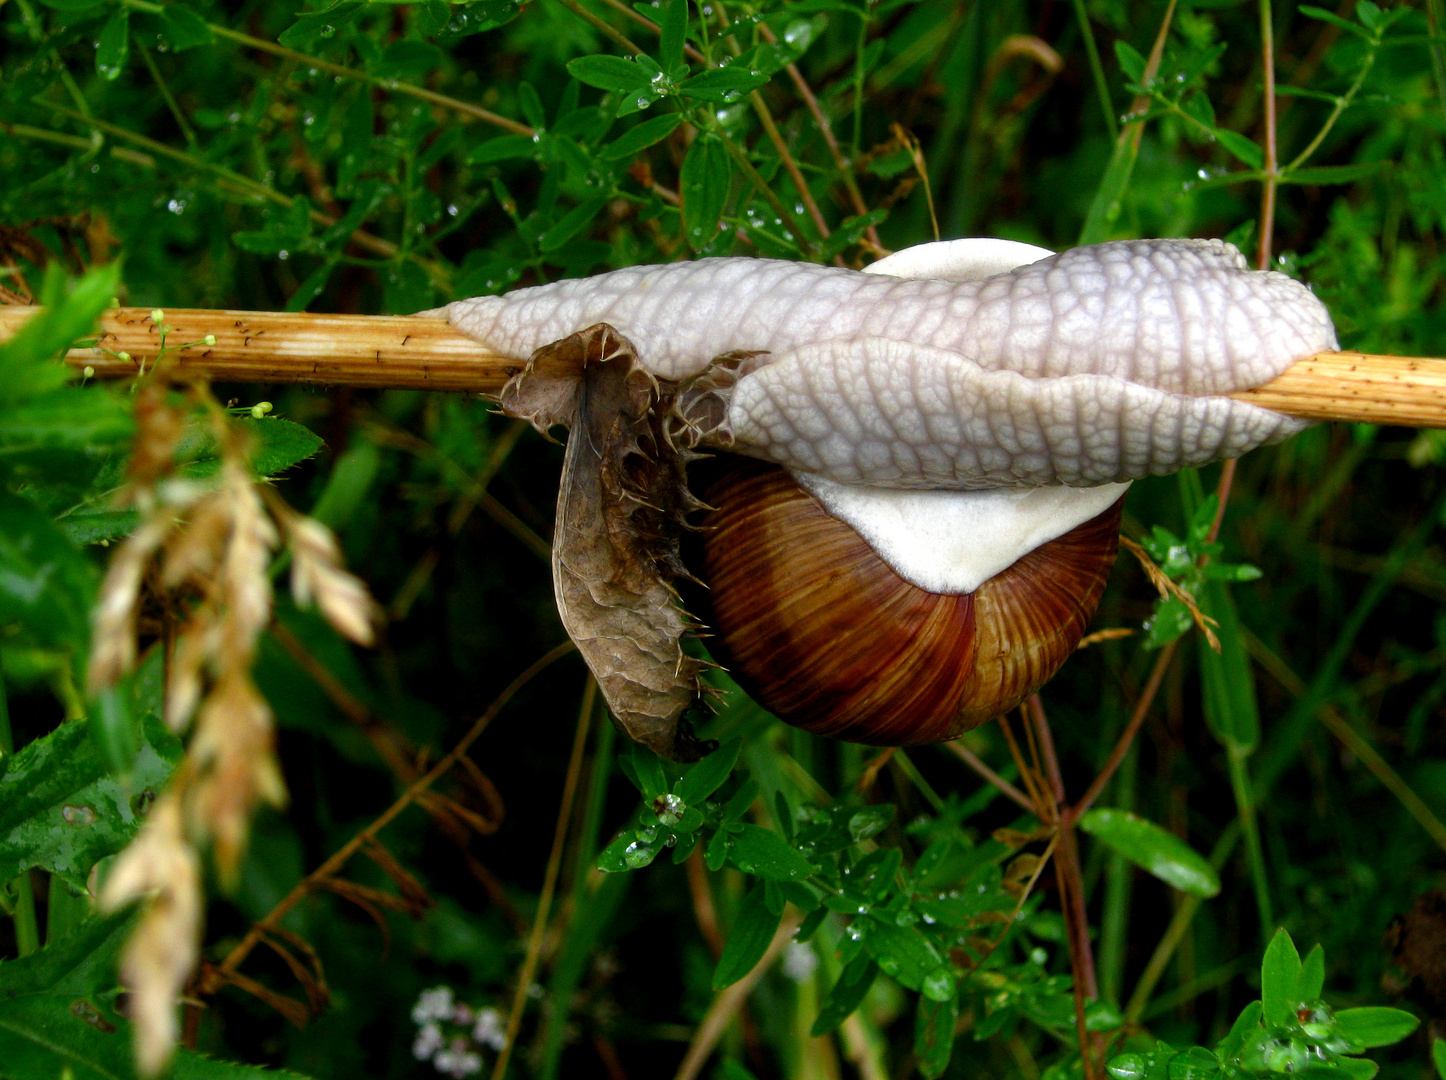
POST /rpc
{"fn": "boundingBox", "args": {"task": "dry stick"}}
[491,677,596,1080]
[209,642,574,981]
[7,307,1446,428]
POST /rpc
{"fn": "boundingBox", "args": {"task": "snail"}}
[430,238,1337,758]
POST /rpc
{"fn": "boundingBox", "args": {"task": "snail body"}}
[692,458,1123,744]
[469,238,1336,758]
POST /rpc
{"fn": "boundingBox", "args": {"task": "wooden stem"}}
[3,305,1445,427]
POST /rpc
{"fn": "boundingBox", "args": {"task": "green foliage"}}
[1106,930,1418,1080]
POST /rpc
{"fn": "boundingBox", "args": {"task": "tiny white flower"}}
[782,942,818,982]
[434,1047,483,1077]
[412,1021,443,1061]
[412,985,455,1024]
[471,1007,507,1051]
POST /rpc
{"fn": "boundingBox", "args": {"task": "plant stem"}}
[1255,0,1279,269]
[1071,0,1118,140]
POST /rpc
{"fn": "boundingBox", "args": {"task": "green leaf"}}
[712,885,782,989]
[675,738,739,804]
[848,805,893,843]
[629,742,669,799]
[540,197,609,252]
[811,954,878,1036]
[0,263,120,404]
[1281,163,1389,186]
[1114,41,1146,83]
[678,66,769,103]
[1301,943,1325,1000]
[915,993,959,1078]
[601,113,684,161]
[657,0,686,68]
[858,917,948,996]
[1432,1037,1446,1079]
[1215,999,1263,1060]
[0,713,181,887]
[0,388,134,457]
[1332,1007,1420,1049]
[1299,4,1373,37]
[469,134,540,164]
[1198,579,1259,753]
[1214,129,1264,169]
[567,55,653,92]
[0,489,99,662]
[727,823,813,881]
[56,510,140,546]
[277,1,363,50]
[156,5,215,50]
[1078,809,1220,897]
[95,8,129,80]
[1261,928,1303,1026]
[0,916,318,1078]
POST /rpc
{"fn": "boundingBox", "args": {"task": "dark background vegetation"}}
[2,0,1446,1076]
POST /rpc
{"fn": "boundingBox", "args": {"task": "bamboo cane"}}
[2,305,1445,427]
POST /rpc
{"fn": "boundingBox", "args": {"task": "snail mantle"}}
[432,238,1338,760]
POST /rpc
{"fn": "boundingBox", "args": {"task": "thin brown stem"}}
[760,25,883,254]
[1256,0,1279,270]
[1026,695,1099,1077]
[491,676,597,1080]
[1067,642,1178,825]
[550,0,647,59]
[941,740,1033,812]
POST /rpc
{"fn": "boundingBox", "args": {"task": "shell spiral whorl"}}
[693,458,1124,745]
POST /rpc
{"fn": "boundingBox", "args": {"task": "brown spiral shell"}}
[691,458,1123,745]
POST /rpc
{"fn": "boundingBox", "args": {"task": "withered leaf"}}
[499,325,745,761]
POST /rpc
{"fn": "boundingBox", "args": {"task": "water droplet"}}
[319,24,336,38]
[62,805,97,825]
[278,250,290,260]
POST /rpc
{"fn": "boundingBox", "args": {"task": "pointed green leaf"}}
[811,954,877,1036]
[1078,809,1220,897]
[657,0,687,69]
[675,738,739,804]
[1432,1037,1446,1079]
[680,133,731,249]
[95,8,129,80]
[1301,943,1325,1001]
[1261,928,1303,1026]
[567,55,652,92]
[1214,129,1264,170]
[1333,1007,1420,1049]
[156,5,214,51]
[727,823,813,881]
[601,113,684,161]
[712,885,782,989]
[678,66,769,103]
[915,992,959,1078]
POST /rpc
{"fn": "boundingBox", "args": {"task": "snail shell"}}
[691,458,1123,745]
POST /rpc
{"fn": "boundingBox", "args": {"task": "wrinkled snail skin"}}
[692,458,1124,745]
